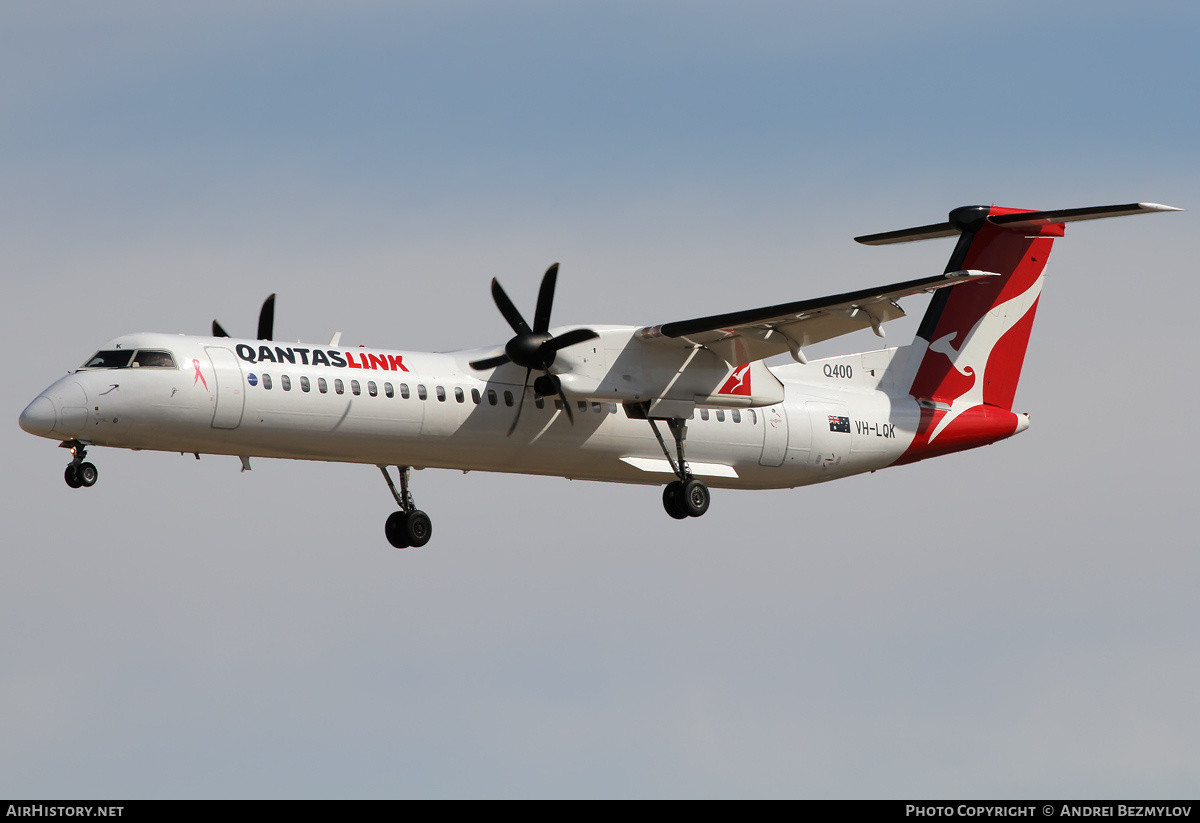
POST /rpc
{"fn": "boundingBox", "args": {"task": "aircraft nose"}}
[19,395,57,437]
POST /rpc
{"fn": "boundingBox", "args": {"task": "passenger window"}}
[318,377,328,394]
[534,397,544,409]
[351,380,361,396]
[454,387,464,403]
[262,374,273,390]
[368,381,378,397]
[132,350,176,368]
[716,409,725,422]
[577,401,587,413]
[418,384,427,400]
[301,376,311,392]
[592,403,601,413]
[335,378,344,395]
[608,404,617,414]
[471,388,481,404]
[749,409,757,424]
[400,383,410,399]
[384,382,394,398]
[503,391,514,407]
[700,409,709,421]
[732,409,741,423]
[436,386,446,402]
[281,375,291,391]
[487,389,498,406]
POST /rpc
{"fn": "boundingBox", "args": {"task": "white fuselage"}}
[21,330,965,491]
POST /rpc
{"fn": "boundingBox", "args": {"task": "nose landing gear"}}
[62,441,98,489]
[379,465,433,549]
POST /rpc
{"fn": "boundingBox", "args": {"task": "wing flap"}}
[637,269,995,363]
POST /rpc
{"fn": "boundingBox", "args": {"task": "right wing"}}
[635,269,996,365]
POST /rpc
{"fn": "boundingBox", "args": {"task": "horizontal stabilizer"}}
[854,222,960,245]
[987,202,1182,230]
[855,202,1181,246]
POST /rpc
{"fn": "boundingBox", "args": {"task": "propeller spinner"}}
[469,264,598,435]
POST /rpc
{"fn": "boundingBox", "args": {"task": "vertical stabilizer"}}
[913,206,1051,410]
[856,202,1179,462]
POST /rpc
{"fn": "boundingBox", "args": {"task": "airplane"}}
[19,202,1180,549]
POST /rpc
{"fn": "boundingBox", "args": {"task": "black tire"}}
[385,511,411,549]
[77,462,98,488]
[405,510,432,548]
[662,481,688,520]
[64,464,82,489]
[682,478,710,517]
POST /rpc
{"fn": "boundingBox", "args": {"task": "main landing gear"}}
[62,441,98,489]
[379,465,432,549]
[649,417,710,520]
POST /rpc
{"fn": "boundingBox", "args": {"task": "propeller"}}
[212,294,276,340]
[469,264,598,435]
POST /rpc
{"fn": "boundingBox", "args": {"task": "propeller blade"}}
[541,327,599,355]
[553,374,575,425]
[469,352,511,370]
[257,294,276,340]
[491,279,531,337]
[533,263,559,335]
[212,320,230,338]
[506,368,533,436]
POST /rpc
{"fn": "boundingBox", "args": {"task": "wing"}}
[635,270,996,365]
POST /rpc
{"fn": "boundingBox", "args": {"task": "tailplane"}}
[857,202,1179,461]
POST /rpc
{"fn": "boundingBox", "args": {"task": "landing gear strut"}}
[649,417,710,520]
[379,465,432,549]
[62,441,98,489]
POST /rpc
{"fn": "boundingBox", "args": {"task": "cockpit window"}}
[81,349,177,370]
[81,350,133,369]
[131,350,177,368]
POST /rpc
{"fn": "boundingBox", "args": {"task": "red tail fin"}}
[856,202,1179,462]
[909,205,1053,412]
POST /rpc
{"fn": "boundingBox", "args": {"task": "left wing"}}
[635,269,995,365]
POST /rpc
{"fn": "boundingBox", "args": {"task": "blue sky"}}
[4,1,1199,798]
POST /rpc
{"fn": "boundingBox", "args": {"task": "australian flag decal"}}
[828,415,850,433]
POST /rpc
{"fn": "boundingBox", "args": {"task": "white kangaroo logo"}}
[927,273,1044,443]
[728,364,750,391]
[929,333,974,377]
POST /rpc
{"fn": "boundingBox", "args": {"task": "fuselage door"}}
[758,405,788,466]
[206,346,245,429]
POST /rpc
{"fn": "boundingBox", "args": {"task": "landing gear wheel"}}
[385,511,412,549]
[405,510,432,547]
[682,478,710,518]
[64,464,82,489]
[662,481,688,520]
[77,462,98,487]
[379,466,434,549]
